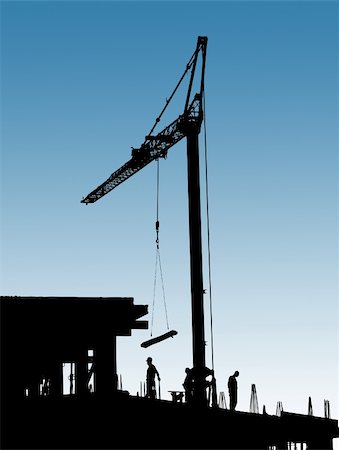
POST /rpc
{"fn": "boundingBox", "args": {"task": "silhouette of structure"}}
[219,391,227,409]
[277,401,284,417]
[1,36,339,449]
[325,399,331,419]
[250,383,259,414]
[1,295,338,449]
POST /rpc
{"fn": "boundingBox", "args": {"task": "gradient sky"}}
[1,0,338,435]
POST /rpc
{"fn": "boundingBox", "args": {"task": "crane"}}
[81,36,210,407]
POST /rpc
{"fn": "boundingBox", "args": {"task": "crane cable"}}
[202,90,215,372]
[150,159,170,337]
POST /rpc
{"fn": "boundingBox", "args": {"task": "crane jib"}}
[81,98,202,205]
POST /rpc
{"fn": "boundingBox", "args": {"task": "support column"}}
[75,346,88,397]
[95,335,117,396]
[49,362,63,398]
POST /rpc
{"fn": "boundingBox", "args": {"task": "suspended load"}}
[140,330,178,348]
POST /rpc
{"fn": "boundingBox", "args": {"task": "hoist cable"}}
[157,248,170,330]
[150,249,158,337]
[151,160,160,336]
[156,159,160,241]
[151,159,170,336]
[202,90,215,372]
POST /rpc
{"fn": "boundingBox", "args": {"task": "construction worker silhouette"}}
[146,357,160,399]
[183,367,194,403]
[228,370,239,411]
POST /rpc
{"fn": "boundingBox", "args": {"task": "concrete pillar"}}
[95,335,117,396]
[49,362,63,397]
[75,347,88,397]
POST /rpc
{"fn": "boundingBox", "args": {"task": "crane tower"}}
[82,36,209,406]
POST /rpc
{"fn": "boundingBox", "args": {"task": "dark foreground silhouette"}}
[1,296,339,449]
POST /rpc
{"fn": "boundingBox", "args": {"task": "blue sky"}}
[1,0,338,431]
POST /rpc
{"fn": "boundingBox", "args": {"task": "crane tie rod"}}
[146,44,203,139]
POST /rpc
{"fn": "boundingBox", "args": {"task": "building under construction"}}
[1,295,339,449]
[1,37,338,449]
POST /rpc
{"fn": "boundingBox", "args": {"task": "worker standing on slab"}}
[146,357,160,399]
[228,370,239,411]
[183,367,194,404]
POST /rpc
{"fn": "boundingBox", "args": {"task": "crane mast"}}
[81,36,209,406]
